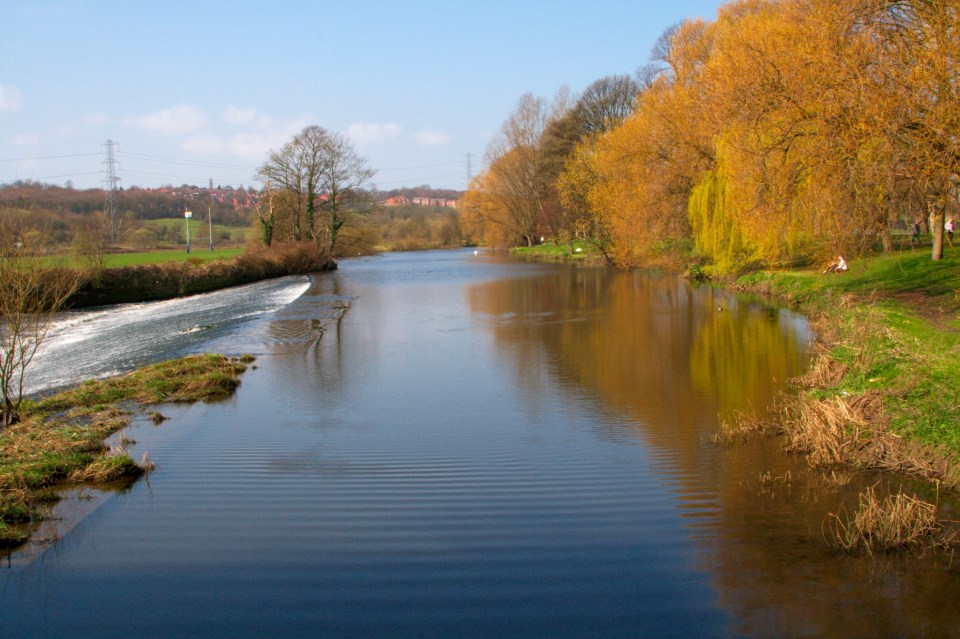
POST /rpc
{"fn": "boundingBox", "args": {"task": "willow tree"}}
[584,19,716,268]
[860,0,960,261]
[689,168,748,273]
[675,0,903,267]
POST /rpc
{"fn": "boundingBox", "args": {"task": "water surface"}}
[3,250,957,637]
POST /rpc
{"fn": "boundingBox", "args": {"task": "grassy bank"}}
[68,242,334,308]
[509,240,607,263]
[733,248,960,489]
[0,354,252,548]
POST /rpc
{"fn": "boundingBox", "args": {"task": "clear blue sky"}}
[1,1,725,192]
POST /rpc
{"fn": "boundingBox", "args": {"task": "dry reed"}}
[824,484,956,556]
[710,410,772,446]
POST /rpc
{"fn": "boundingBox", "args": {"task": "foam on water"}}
[25,275,312,394]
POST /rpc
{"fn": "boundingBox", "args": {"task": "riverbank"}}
[0,354,252,548]
[509,240,608,264]
[730,248,960,491]
[68,242,336,308]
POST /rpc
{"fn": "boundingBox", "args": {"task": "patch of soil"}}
[888,291,960,332]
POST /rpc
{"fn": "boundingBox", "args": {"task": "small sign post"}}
[184,210,193,253]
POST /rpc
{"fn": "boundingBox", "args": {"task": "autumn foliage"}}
[467,0,960,273]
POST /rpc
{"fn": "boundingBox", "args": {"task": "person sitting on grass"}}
[823,255,848,273]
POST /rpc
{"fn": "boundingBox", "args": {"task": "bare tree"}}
[574,75,640,136]
[0,215,81,425]
[482,93,554,246]
[316,131,376,255]
[72,211,112,273]
[257,126,375,254]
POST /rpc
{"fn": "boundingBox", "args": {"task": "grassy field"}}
[102,247,244,267]
[138,217,250,244]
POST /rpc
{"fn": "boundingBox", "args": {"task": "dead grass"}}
[776,385,960,490]
[710,409,772,446]
[751,470,793,498]
[824,484,956,556]
[67,447,144,483]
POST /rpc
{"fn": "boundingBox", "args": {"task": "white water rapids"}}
[25,275,313,395]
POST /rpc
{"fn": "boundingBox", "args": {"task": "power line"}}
[0,171,102,183]
[123,169,258,185]
[372,171,464,186]
[0,152,102,162]
[375,160,463,172]
[118,150,257,171]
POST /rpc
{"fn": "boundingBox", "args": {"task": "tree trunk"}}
[931,207,944,261]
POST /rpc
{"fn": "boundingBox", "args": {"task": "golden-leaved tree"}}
[581,19,716,268]
[860,0,960,261]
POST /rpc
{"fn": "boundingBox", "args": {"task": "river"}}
[2,249,959,637]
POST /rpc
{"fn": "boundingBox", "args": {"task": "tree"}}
[257,125,327,242]
[72,211,112,272]
[547,75,641,253]
[315,131,376,255]
[472,92,572,247]
[860,0,960,261]
[257,126,375,255]
[573,75,640,137]
[582,18,715,268]
[0,215,81,425]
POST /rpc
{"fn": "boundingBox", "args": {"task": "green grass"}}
[0,354,253,548]
[139,218,250,243]
[510,240,604,261]
[737,247,960,452]
[38,247,245,269]
[102,247,244,267]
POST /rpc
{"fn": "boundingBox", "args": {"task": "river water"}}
[2,249,959,637]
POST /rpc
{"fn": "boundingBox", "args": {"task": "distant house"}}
[384,196,408,206]
[409,196,457,209]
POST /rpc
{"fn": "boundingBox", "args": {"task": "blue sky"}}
[1,1,725,192]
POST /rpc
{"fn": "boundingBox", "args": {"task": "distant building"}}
[410,196,457,209]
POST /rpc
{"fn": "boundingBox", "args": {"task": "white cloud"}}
[347,122,401,143]
[181,135,226,155]
[0,84,23,112]
[416,130,451,146]
[230,131,295,158]
[223,105,257,124]
[123,104,207,134]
